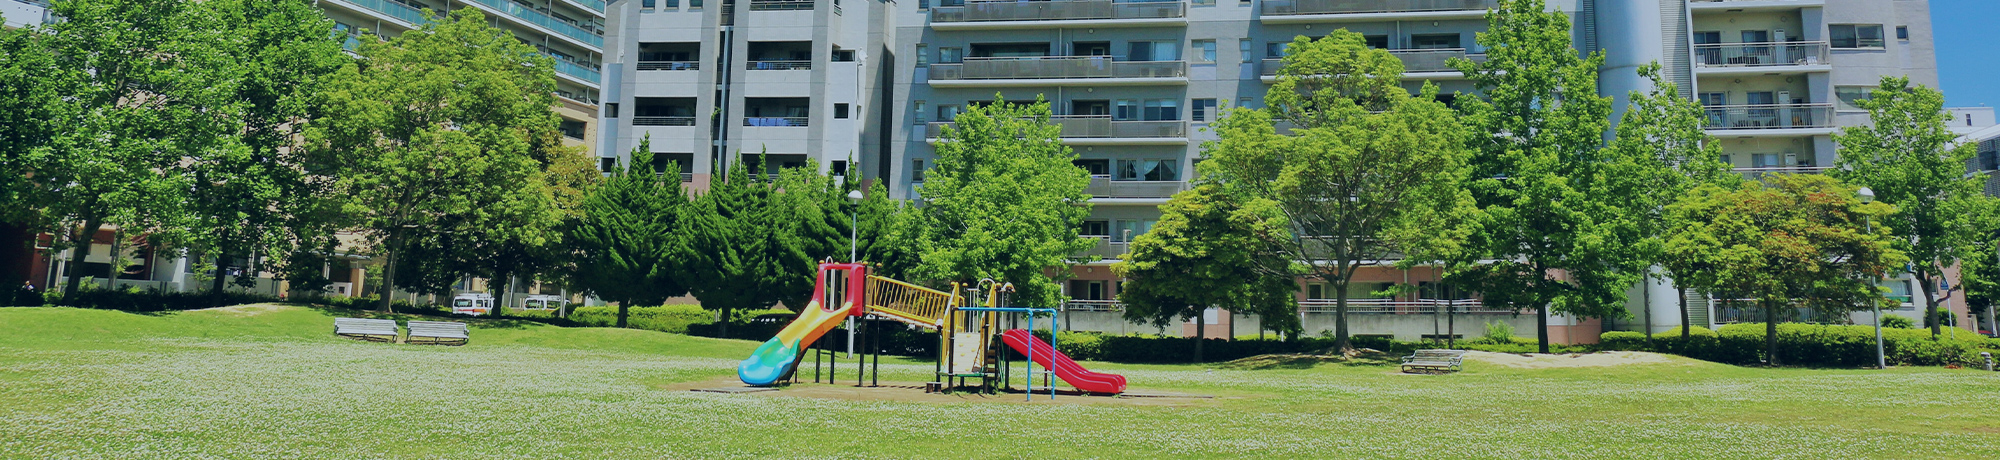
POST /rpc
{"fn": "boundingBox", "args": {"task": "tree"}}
[1264,32,1406,124]
[1830,76,1991,338]
[186,0,349,306]
[684,158,817,336]
[915,96,1095,309]
[1447,0,1644,353]
[1115,184,1300,362]
[853,181,924,280]
[1663,174,1905,365]
[569,137,695,327]
[1203,84,1477,351]
[306,9,578,311]
[22,0,243,295]
[0,18,63,228]
[1603,63,1738,339]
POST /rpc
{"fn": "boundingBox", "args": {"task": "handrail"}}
[865,275,956,328]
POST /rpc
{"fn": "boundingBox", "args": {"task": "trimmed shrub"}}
[1482,321,1515,344]
[1600,323,1993,367]
[1880,314,1915,329]
[570,304,715,334]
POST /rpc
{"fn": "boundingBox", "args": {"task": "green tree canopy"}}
[1448,0,1645,353]
[1830,76,1991,337]
[1664,174,1906,365]
[1115,184,1301,361]
[568,137,695,327]
[306,9,578,311]
[915,96,1094,309]
[1266,31,1407,124]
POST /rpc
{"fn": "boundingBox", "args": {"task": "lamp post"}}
[845,189,864,358]
[1860,186,1886,370]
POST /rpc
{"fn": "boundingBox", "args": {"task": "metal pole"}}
[1869,216,1886,370]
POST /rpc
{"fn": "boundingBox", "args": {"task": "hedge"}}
[1598,323,1999,367]
[570,305,715,334]
[1006,331,1585,363]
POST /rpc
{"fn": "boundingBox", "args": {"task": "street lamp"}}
[1859,186,1886,370]
[844,189,864,358]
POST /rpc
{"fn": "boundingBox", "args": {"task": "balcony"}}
[329,0,427,27]
[1689,0,1826,12]
[1063,299,1125,312]
[637,61,700,71]
[1260,49,1482,81]
[929,0,1187,30]
[928,56,1188,87]
[464,0,605,48]
[1732,166,1829,180]
[1299,298,1500,314]
[925,116,1188,144]
[747,61,813,71]
[1074,238,1130,260]
[744,117,809,127]
[1692,42,1830,75]
[1085,177,1188,199]
[1260,0,1496,23]
[632,117,697,126]
[1703,104,1836,136]
[750,0,816,9]
[564,0,607,13]
[550,58,601,84]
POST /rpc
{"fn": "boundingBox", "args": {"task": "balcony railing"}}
[930,0,1185,23]
[466,0,605,48]
[929,56,1187,80]
[637,61,700,71]
[571,0,607,11]
[1261,49,1484,76]
[632,116,697,126]
[1074,238,1129,259]
[551,58,601,82]
[750,0,816,10]
[1702,104,1835,130]
[1063,299,1124,312]
[1086,176,1188,198]
[744,117,810,127]
[1260,0,1497,16]
[1299,298,1500,314]
[1732,166,1829,179]
[339,0,427,25]
[1693,42,1829,68]
[747,60,812,71]
[925,116,1187,139]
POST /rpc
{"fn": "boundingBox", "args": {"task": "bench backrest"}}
[1413,349,1467,359]
[335,318,398,334]
[407,320,469,338]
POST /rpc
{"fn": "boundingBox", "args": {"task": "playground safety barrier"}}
[865,276,955,327]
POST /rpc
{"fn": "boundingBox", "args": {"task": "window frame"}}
[1829,24,1886,49]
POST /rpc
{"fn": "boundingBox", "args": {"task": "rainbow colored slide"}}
[999,329,1127,394]
[737,300,855,386]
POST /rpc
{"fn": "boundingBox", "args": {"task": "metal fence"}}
[1703,104,1835,130]
[1260,0,1496,16]
[1085,177,1188,199]
[929,57,1186,80]
[637,61,700,71]
[1262,49,1484,76]
[747,60,812,71]
[633,116,697,126]
[925,116,1186,139]
[930,0,1185,22]
[1693,42,1829,68]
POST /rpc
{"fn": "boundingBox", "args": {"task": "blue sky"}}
[1934,0,1998,109]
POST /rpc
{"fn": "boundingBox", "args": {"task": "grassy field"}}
[0,304,1995,459]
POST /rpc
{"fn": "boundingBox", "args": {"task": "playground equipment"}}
[735,262,1126,397]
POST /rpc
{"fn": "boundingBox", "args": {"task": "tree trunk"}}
[1763,299,1779,366]
[1226,308,1235,341]
[1917,271,1941,338]
[63,217,104,296]
[377,249,397,313]
[1679,286,1692,338]
[617,301,630,328]
[1334,282,1351,351]
[1193,308,1205,363]
[719,306,732,338]
[1643,272,1654,342]
[1536,304,1550,354]
[210,252,229,308]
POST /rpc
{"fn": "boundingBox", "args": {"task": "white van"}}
[452,293,496,316]
[520,294,570,317]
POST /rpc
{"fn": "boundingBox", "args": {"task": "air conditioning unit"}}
[1784,152,1800,167]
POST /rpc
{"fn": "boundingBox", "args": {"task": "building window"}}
[666,0,677,8]
[916,44,928,66]
[1266,42,1289,58]
[1192,98,1218,122]
[938,47,963,64]
[1896,26,1909,40]
[605,103,618,118]
[831,160,848,176]
[1191,0,1214,6]
[1116,159,1179,181]
[1114,219,1157,241]
[1127,41,1179,61]
[642,0,655,9]
[911,159,925,183]
[833,49,855,62]
[914,100,926,123]
[560,120,586,139]
[1411,34,1461,49]
[834,103,850,119]
[1114,99,1139,120]
[691,0,702,8]
[1239,38,1253,63]
[1080,220,1110,237]
[939,105,960,122]
[1142,99,1179,121]
[599,157,617,173]
[1238,97,1256,108]
[1835,86,1873,111]
[1192,39,1216,63]
[1829,24,1885,49]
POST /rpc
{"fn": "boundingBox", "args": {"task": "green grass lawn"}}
[1,304,1995,459]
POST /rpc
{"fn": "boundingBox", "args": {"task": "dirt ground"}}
[661,377,1217,407]
[1464,350,1683,369]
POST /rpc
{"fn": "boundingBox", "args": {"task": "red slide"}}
[999,329,1127,394]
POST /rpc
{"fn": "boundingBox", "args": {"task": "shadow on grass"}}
[1217,350,1401,370]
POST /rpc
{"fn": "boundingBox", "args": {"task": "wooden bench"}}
[1401,349,1467,374]
[406,321,469,346]
[334,318,399,343]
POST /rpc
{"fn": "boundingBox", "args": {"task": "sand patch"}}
[1465,351,1681,369]
[190,303,293,317]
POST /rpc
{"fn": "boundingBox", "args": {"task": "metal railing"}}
[1262,49,1484,76]
[865,275,956,327]
[749,0,816,10]
[1063,299,1124,312]
[747,60,813,70]
[930,0,1185,23]
[1260,0,1497,16]
[637,61,700,71]
[551,58,601,82]
[924,116,1187,139]
[929,56,1187,80]
[1702,104,1836,130]
[632,116,697,126]
[340,0,428,25]
[1299,298,1500,314]
[1693,42,1829,68]
[743,117,810,127]
[1086,176,1188,198]
[1074,238,1129,259]
[567,0,607,12]
[466,0,605,48]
